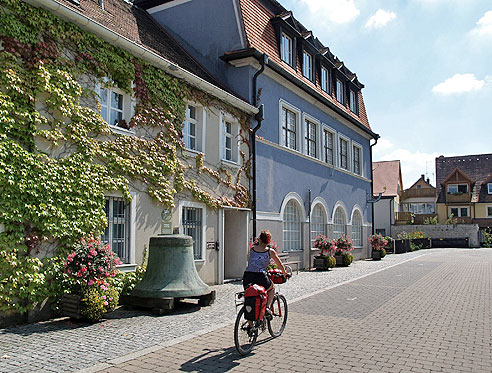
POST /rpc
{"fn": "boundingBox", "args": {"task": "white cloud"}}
[432,73,485,95]
[365,9,396,30]
[298,0,359,24]
[373,139,442,188]
[470,11,492,38]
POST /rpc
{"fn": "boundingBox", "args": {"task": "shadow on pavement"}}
[180,336,276,372]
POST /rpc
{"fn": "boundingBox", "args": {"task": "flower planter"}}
[411,238,431,249]
[394,239,410,254]
[372,250,382,260]
[60,294,82,320]
[314,255,336,270]
[335,253,352,267]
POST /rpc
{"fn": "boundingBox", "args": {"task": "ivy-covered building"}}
[0,0,259,319]
[138,0,379,265]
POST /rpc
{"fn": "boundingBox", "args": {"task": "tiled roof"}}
[435,154,492,204]
[373,160,402,197]
[236,0,371,130]
[53,0,241,99]
[407,174,435,190]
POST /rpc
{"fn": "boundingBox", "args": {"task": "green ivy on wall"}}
[0,0,252,314]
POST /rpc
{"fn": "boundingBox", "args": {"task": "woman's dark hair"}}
[259,230,271,244]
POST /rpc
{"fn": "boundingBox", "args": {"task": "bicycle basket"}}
[267,269,286,284]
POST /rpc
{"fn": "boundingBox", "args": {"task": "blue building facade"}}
[139,0,379,266]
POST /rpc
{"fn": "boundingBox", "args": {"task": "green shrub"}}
[423,216,438,225]
[324,256,336,268]
[81,281,119,321]
[380,248,387,258]
[342,253,353,266]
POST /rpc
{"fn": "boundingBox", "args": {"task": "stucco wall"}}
[391,224,480,247]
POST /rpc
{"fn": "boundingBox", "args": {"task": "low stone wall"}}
[391,224,480,248]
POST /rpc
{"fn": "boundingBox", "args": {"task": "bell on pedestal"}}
[122,234,215,314]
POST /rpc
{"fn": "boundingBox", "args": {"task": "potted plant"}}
[312,235,336,270]
[62,237,121,322]
[395,232,410,254]
[408,231,431,250]
[334,235,354,267]
[368,234,388,260]
[384,236,394,253]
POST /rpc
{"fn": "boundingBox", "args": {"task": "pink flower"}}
[101,295,106,300]
[103,301,108,306]
[88,279,94,286]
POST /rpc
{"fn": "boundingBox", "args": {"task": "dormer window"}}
[488,183,492,194]
[302,51,312,80]
[336,78,344,104]
[349,89,358,114]
[281,33,293,66]
[321,67,329,93]
[448,184,468,194]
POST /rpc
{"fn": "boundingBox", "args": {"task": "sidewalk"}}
[0,250,443,372]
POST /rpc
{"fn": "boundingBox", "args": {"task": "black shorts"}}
[243,271,272,290]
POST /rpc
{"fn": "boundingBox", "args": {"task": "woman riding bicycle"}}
[243,230,288,310]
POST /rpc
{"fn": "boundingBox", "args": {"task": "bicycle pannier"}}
[267,269,286,284]
[244,284,267,321]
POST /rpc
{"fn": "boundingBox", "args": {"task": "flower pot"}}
[334,254,344,266]
[411,238,431,249]
[60,294,82,319]
[394,239,410,254]
[372,250,382,260]
[313,256,335,270]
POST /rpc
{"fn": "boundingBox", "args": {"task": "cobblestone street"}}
[1,249,491,372]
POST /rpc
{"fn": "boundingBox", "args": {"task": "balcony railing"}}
[414,214,438,225]
[455,217,472,224]
[400,188,436,200]
[446,192,471,203]
[395,212,412,224]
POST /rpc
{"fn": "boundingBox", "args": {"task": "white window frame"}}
[179,200,206,262]
[321,67,329,93]
[310,203,327,248]
[279,100,302,151]
[220,112,240,164]
[338,133,351,172]
[302,50,313,80]
[488,183,492,194]
[322,125,336,166]
[336,78,344,104]
[281,33,293,65]
[349,89,358,113]
[449,206,469,218]
[333,206,346,239]
[351,210,363,248]
[183,103,206,153]
[302,113,320,159]
[352,141,363,176]
[283,199,302,252]
[487,205,492,218]
[102,192,136,266]
[448,184,468,194]
[97,81,135,135]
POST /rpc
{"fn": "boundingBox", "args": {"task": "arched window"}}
[283,200,302,251]
[311,204,326,247]
[333,207,346,239]
[351,210,362,247]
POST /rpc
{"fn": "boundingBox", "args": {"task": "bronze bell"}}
[131,234,211,299]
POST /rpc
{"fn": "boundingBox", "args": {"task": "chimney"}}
[427,178,430,184]
[421,174,425,180]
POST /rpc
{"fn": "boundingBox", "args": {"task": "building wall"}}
[374,198,393,237]
[475,204,492,219]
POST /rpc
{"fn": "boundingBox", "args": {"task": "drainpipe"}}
[251,54,268,238]
[370,135,380,235]
[307,189,312,269]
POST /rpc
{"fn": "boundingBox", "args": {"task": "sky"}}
[281,0,492,189]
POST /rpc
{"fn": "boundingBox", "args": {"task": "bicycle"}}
[234,268,291,355]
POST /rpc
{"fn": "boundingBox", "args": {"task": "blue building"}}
[138,0,379,270]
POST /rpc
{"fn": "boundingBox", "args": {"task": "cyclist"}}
[243,230,289,311]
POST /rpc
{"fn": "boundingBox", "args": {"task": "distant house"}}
[139,0,380,265]
[372,161,402,236]
[436,154,492,231]
[400,174,436,224]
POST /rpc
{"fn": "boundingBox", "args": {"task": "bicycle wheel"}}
[234,306,258,355]
[267,294,288,337]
